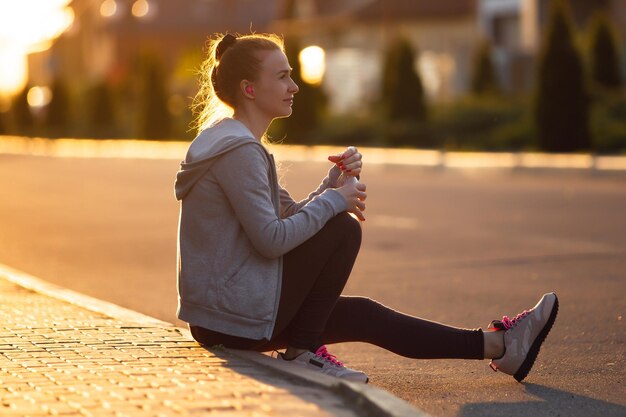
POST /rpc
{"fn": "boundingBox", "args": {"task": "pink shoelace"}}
[500,310,530,330]
[315,345,344,367]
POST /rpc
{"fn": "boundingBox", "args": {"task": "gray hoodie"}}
[175,118,347,340]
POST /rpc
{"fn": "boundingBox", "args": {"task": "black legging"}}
[190,212,484,360]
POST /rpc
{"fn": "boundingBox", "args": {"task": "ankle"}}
[283,346,308,360]
[483,330,505,359]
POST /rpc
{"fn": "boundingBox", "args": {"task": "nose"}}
[289,79,299,94]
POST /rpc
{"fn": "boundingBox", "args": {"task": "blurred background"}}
[0,0,625,153]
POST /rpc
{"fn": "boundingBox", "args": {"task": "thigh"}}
[273,213,361,337]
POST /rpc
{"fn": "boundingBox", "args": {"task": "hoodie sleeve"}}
[213,144,347,259]
[279,165,342,218]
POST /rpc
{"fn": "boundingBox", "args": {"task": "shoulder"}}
[215,142,271,169]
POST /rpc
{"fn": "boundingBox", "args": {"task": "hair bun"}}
[216,33,237,61]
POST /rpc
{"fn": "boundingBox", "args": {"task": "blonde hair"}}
[191,32,285,134]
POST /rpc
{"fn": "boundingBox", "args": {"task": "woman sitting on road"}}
[174,33,558,383]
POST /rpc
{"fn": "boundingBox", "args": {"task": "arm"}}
[214,144,347,259]
[279,165,341,218]
[280,146,364,218]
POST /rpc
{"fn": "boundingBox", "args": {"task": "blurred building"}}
[25,0,626,118]
[479,0,626,92]
[29,0,277,88]
[272,0,480,113]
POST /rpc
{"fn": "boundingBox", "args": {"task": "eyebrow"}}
[277,68,292,76]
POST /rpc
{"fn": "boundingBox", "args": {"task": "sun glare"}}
[0,0,74,96]
[299,46,326,85]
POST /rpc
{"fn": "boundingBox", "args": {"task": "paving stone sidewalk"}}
[0,278,360,417]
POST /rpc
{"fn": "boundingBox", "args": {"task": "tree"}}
[281,38,327,144]
[13,85,34,135]
[381,37,427,123]
[534,0,590,152]
[380,37,429,147]
[588,12,622,91]
[88,80,116,138]
[45,76,71,137]
[138,53,171,140]
[0,108,6,134]
[470,39,500,96]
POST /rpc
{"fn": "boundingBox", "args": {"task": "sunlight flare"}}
[299,46,326,85]
[0,0,74,95]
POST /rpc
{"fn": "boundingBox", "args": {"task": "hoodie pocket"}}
[217,254,276,321]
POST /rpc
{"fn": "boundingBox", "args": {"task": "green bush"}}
[591,94,626,153]
[300,113,382,147]
[433,97,529,151]
[306,96,533,151]
[489,119,535,151]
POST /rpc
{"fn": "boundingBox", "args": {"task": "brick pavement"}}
[0,278,360,417]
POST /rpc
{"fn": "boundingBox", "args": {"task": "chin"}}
[276,110,293,119]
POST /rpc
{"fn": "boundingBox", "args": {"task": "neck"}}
[233,109,272,142]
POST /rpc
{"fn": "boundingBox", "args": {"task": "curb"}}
[228,349,430,417]
[0,263,172,328]
[1,135,626,172]
[0,263,430,417]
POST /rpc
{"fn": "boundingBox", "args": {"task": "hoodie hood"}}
[175,118,260,201]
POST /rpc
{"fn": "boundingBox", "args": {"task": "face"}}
[250,49,299,119]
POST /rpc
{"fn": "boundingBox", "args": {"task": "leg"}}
[276,212,362,353]
[190,213,361,353]
[318,296,486,359]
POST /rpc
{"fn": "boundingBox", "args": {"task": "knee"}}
[329,212,362,243]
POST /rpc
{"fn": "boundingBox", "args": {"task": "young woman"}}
[175,33,558,383]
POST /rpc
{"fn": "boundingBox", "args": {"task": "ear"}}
[240,80,255,99]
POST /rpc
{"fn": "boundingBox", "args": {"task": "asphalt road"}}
[0,153,624,417]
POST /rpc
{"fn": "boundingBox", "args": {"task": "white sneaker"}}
[488,292,559,382]
[277,345,369,383]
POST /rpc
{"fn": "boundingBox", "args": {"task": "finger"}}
[356,201,366,211]
[328,154,342,163]
[356,183,367,191]
[341,152,362,166]
[344,168,361,176]
[343,158,363,172]
[351,207,365,221]
[356,191,367,201]
[341,146,358,159]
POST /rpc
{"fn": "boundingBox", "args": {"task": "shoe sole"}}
[513,294,559,382]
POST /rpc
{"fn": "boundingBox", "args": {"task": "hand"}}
[328,146,363,177]
[335,178,367,221]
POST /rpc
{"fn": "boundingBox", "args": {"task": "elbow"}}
[251,238,284,259]
[256,245,283,259]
